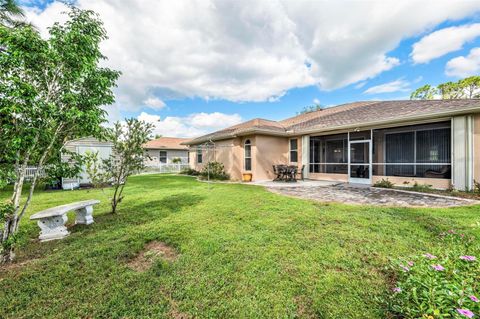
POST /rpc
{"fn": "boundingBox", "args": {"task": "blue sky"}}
[22,1,480,137]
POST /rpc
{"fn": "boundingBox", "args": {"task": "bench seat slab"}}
[37,214,69,242]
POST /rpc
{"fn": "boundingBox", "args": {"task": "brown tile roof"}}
[289,99,480,132]
[184,118,285,144]
[143,137,189,150]
[184,99,480,144]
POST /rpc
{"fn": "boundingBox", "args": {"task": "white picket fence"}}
[143,163,191,174]
[25,167,46,180]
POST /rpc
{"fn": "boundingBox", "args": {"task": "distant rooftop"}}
[143,137,189,150]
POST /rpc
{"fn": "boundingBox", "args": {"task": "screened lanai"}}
[309,121,452,184]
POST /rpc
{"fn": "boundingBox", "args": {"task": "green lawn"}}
[1,175,479,318]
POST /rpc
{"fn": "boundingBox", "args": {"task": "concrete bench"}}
[30,200,100,242]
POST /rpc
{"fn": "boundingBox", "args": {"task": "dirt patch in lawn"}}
[127,241,178,272]
[294,295,316,318]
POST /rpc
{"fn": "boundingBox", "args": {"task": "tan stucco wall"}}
[188,138,243,181]
[188,135,289,181]
[252,135,289,181]
[309,173,348,182]
[474,114,480,184]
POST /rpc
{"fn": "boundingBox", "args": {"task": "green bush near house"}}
[373,178,394,188]
[1,175,480,318]
[199,161,230,180]
[179,167,199,176]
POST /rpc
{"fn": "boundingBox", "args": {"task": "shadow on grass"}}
[69,193,205,235]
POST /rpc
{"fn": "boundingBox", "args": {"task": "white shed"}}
[62,137,114,189]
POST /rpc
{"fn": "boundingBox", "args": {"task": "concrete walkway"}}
[262,181,478,207]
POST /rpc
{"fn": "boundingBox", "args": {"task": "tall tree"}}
[458,76,480,99]
[0,0,25,28]
[437,81,463,99]
[410,84,438,100]
[0,7,120,263]
[410,76,480,100]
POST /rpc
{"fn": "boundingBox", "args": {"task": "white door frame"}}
[348,139,372,185]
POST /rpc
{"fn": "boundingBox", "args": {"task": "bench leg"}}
[37,215,70,242]
[75,206,94,225]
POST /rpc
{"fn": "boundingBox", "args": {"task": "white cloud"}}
[143,97,166,110]
[138,111,242,138]
[364,79,410,94]
[354,81,367,89]
[445,47,480,77]
[23,0,480,112]
[313,98,320,105]
[411,23,480,64]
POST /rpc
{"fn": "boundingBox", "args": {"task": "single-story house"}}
[184,100,480,190]
[61,137,114,189]
[143,137,189,166]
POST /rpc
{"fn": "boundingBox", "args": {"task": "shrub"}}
[179,168,199,176]
[411,181,433,192]
[199,161,230,181]
[172,157,182,164]
[474,180,480,194]
[387,230,479,318]
[373,178,394,188]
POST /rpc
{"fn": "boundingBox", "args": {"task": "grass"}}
[1,174,479,318]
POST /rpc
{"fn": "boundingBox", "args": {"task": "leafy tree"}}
[410,84,438,100]
[0,0,25,28]
[458,76,480,99]
[83,151,106,188]
[102,119,153,214]
[298,104,324,114]
[410,76,480,100]
[437,81,463,99]
[0,7,119,263]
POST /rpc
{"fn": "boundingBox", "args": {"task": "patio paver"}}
[266,183,478,207]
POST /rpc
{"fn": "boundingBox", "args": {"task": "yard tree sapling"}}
[103,119,154,214]
[0,7,119,263]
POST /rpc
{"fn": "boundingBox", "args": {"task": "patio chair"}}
[273,165,283,181]
[424,165,451,179]
[296,165,305,181]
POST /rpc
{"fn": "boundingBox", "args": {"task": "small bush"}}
[179,168,199,176]
[172,157,182,164]
[387,230,479,318]
[474,180,480,194]
[373,178,394,188]
[199,161,230,181]
[411,181,433,192]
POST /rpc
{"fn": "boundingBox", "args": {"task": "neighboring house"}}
[184,100,480,190]
[143,137,190,172]
[61,137,114,189]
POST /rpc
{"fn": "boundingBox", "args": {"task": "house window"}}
[159,150,167,163]
[244,139,252,171]
[197,149,203,164]
[290,139,298,163]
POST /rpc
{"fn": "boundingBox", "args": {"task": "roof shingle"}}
[144,137,189,150]
[184,99,480,144]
